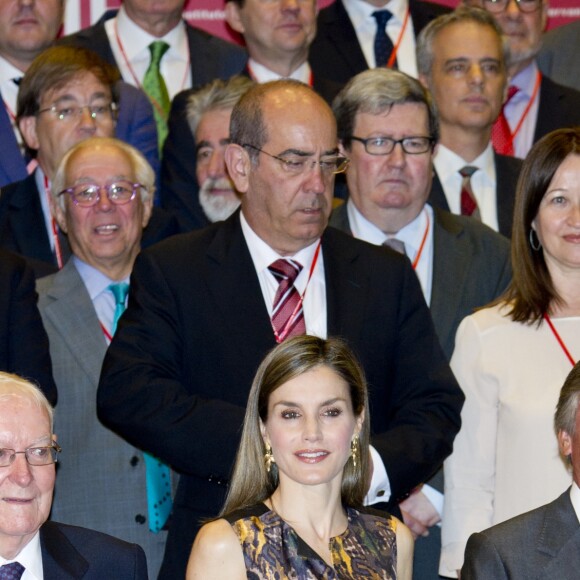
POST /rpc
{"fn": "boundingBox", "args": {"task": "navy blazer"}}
[98,211,463,578]
[0,248,56,404]
[462,489,580,579]
[40,521,148,579]
[309,0,450,85]
[428,153,523,238]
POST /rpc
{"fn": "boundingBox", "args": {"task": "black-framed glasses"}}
[0,443,61,467]
[242,144,349,175]
[350,135,434,156]
[37,101,118,122]
[482,0,542,13]
[58,181,144,207]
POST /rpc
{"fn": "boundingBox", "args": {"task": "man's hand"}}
[399,489,441,539]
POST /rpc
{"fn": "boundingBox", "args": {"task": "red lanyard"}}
[411,209,430,271]
[385,7,409,69]
[100,321,113,344]
[43,174,64,269]
[113,19,190,116]
[543,312,576,366]
[272,240,321,343]
[509,71,542,149]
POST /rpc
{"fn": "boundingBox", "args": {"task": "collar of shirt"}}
[239,211,327,337]
[433,142,499,231]
[347,198,434,303]
[0,530,43,579]
[505,61,540,159]
[341,0,417,77]
[0,54,22,113]
[247,58,311,84]
[105,5,191,98]
[570,481,580,524]
[73,257,129,336]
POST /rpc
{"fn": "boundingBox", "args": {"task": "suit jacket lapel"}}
[428,171,451,212]
[205,214,277,365]
[323,227,367,340]
[5,173,56,265]
[40,521,89,579]
[536,490,580,577]
[40,261,107,385]
[430,208,471,357]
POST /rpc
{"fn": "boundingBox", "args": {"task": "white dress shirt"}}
[0,530,43,579]
[347,200,434,305]
[0,55,24,149]
[240,211,390,503]
[34,168,56,252]
[341,0,418,78]
[505,61,540,160]
[105,5,191,99]
[433,143,499,233]
[73,257,129,339]
[246,59,312,84]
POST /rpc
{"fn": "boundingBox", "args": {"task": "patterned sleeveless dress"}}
[224,503,398,579]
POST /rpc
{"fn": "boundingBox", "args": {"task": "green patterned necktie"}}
[142,40,171,151]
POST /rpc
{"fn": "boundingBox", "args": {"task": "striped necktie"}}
[269,259,306,342]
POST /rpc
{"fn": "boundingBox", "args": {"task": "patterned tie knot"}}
[109,282,129,307]
[0,562,25,580]
[372,9,393,28]
[148,40,170,68]
[459,166,478,179]
[268,259,303,285]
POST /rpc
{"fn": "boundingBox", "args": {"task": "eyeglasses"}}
[58,181,144,207]
[242,144,349,176]
[0,443,61,467]
[482,0,543,13]
[37,102,117,122]
[350,135,434,156]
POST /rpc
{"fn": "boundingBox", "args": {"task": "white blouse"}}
[440,303,578,577]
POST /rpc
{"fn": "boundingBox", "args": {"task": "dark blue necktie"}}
[0,562,25,580]
[372,10,396,68]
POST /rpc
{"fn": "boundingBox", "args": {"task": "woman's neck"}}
[548,261,580,317]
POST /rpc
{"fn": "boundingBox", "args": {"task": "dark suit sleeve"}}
[371,260,463,500]
[159,90,209,231]
[1,252,57,405]
[461,532,509,580]
[97,247,244,476]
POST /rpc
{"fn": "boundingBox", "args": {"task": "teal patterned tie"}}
[142,40,171,151]
[108,282,173,533]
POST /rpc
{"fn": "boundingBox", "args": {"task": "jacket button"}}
[130,456,139,466]
[135,514,146,524]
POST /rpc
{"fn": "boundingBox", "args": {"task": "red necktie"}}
[491,86,519,156]
[459,166,480,220]
[268,259,306,342]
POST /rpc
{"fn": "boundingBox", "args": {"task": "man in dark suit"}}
[161,0,342,231]
[98,79,464,579]
[309,0,449,85]
[0,0,159,188]
[466,0,580,159]
[331,67,510,579]
[462,361,580,579]
[0,248,56,405]
[0,46,177,278]
[417,7,522,238]
[58,0,247,146]
[0,371,147,579]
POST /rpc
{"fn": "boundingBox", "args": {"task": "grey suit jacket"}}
[538,21,580,92]
[462,489,580,579]
[37,261,167,579]
[329,202,512,360]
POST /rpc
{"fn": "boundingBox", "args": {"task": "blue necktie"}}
[108,283,173,533]
[372,10,397,68]
[0,562,25,580]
